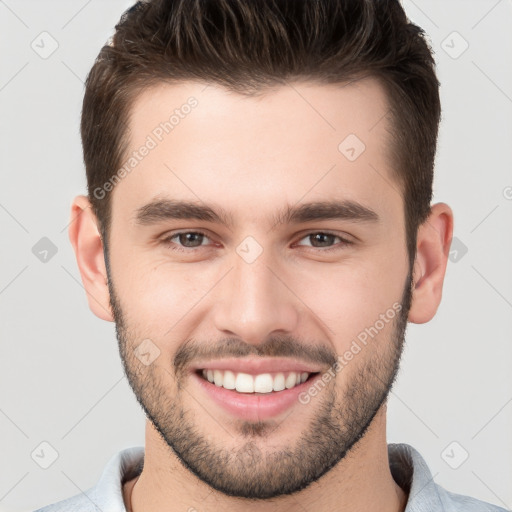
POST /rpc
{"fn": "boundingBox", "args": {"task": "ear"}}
[68,195,114,322]
[408,202,454,324]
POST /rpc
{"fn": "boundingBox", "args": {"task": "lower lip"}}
[192,372,321,421]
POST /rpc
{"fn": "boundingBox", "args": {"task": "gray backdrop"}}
[1,1,511,511]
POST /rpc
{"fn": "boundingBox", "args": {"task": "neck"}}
[124,405,407,512]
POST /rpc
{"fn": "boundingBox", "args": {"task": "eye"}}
[162,231,213,251]
[161,230,353,254]
[295,232,352,251]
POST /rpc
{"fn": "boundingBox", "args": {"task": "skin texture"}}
[69,79,453,512]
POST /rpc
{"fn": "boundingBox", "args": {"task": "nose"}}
[213,248,300,345]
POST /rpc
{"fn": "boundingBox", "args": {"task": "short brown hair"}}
[81,0,440,264]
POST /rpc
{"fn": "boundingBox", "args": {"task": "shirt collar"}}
[388,443,444,511]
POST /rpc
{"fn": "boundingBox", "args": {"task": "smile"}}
[200,369,315,393]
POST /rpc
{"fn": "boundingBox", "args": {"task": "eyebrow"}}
[134,198,379,229]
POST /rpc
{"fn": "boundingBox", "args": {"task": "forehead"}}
[127,78,392,152]
[112,78,399,226]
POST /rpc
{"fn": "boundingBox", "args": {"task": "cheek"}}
[314,270,405,382]
[292,251,407,349]
[112,257,221,333]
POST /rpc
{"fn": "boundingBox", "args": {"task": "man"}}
[34,0,507,511]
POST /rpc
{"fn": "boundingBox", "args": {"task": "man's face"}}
[106,79,412,498]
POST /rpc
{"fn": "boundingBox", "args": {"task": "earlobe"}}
[68,195,114,322]
[408,203,454,324]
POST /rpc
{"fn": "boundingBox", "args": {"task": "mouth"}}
[197,368,319,394]
[191,368,322,422]
[190,358,326,421]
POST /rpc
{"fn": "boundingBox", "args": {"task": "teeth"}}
[213,370,223,386]
[273,373,286,391]
[235,373,254,393]
[201,369,310,393]
[254,374,273,393]
[285,372,297,389]
[223,370,236,390]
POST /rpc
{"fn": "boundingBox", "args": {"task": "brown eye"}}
[176,232,206,248]
[295,232,352,251]
[308,233,337,248]
[162,231,212,251]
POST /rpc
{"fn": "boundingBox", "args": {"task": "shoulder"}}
[33,492,94,512]
[436,484,507,512]
[435,485,509,512]
[32,446,144,512]
[388,443,508,512]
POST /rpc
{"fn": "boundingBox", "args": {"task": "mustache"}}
[174,334,338,377]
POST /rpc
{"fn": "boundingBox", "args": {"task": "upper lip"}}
[192,357,325,375]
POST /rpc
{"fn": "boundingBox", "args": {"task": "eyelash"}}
[161,230,353,253]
